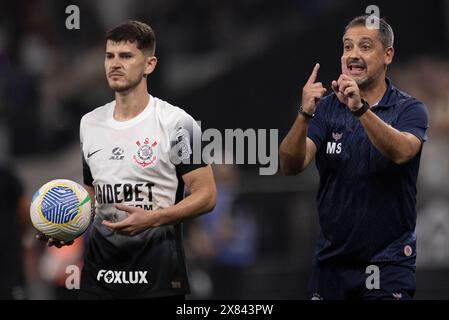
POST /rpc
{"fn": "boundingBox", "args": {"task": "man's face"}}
[105,40,148,92]
[341,26,393,89]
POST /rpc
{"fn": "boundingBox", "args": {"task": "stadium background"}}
[0,0,448,299]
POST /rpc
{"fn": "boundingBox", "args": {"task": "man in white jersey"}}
[40,20,216,299]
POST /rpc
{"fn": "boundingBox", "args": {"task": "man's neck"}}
[360,76,388,107]
[114,81,150,121]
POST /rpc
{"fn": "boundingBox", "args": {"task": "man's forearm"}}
[152,187,216,226]
[359,110,419,164]
[280,115,309,175]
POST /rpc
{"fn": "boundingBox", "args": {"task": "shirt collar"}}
[372,77,396,109]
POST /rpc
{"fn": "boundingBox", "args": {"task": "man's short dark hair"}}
[344,15,394,48]
[105,20,156,55]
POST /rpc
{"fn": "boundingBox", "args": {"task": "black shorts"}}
[308,261,416,300]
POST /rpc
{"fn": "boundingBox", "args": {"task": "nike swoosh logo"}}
[87,149,102,158]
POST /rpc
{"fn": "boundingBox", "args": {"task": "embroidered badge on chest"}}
[326,132,343,155]
[133,138,158,168]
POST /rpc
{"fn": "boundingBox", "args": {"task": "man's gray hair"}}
[344,15,394,48]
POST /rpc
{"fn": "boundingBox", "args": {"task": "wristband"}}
[351,100,370,118]
[298,105,315,119]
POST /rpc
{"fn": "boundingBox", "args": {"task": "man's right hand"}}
[36,233,74,248]
[301,63,327,114]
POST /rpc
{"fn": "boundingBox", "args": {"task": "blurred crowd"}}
[391,58,449,268]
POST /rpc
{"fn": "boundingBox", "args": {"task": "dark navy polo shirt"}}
[307,78,429,265]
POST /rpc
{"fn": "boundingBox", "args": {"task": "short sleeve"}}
[395,100,429,143]
[169,113,208,176]
[82,155,94,186]
[307,100,328,150]
[80,117,93,186]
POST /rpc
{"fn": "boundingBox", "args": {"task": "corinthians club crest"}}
[133,138,158,168]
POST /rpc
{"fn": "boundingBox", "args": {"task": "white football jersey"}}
[79,95,205,298]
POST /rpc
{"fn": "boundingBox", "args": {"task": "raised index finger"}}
[341,56,349,75]
[306,63,320,85]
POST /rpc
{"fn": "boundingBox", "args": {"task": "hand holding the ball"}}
[36,233,74,248]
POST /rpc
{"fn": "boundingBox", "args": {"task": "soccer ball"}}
[30,179,92,242]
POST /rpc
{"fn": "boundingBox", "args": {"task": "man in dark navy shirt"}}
[280,15,429,299]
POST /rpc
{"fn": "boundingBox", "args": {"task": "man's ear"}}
[144,56,157,76]
[385,47,394,66]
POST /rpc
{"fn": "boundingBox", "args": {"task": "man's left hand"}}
[102,204,161,236]
[332,74,363,111]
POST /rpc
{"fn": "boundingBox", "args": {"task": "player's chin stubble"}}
[109,77,140,93]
